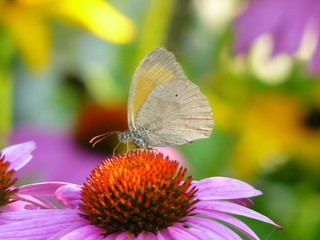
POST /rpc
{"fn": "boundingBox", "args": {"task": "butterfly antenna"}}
[90,131,120,147]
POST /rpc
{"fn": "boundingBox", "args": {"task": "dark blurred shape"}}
[304,108,320,130]
[63,72,87,96]
[74,101,127,154]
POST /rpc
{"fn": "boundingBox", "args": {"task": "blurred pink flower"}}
[234,0,320,74]
[0,151,281,239]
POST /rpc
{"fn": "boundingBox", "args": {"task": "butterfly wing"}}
[134,78,214,147]
[127,47,188,130]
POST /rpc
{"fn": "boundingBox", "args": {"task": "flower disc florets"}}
[79,150,199,237]
[0,154,18,208]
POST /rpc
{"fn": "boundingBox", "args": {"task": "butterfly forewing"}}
[128,48,187,129]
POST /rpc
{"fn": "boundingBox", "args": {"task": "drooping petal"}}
[167,223,224,240]
[18,182,70,195]
[156,229,175,240]
[195,200,282,229]
[192,209,260,240]
[136,232,157,240]
[0,208,78,222]
[46,0,135,44]
[55,184,82,209]
[184,216,242,240]
[2,141,36,171]
[48,222,92,240]
[113,232,132,240]
[59,225,104,240]
[193,177,262,200]
[4,182,71,211]
[10,194,56,210]
[1,199,36,212]
[104,233,117,240]
[230,198,254,207]
[0,209,86,239]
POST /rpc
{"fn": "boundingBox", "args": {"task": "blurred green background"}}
[1,0,320,239]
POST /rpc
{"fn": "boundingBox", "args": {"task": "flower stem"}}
[135,0,177,65]
[0,30,15,148]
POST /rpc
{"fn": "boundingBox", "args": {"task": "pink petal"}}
[2,199,37,212]
[136,232,157,240]
[184,216,242,240]
[12,194,57,209]
[18,182,70,195]
[114,232,134,240]
[156,229,175,240]
[196,200,282,230]
[55,184,82,209]
[168,223,222,240]
[104,234,117,240]
[2,141,36,171]
[167,226,200,240]
[0,209,86,239]
[60,225,103,240]
[47,221,90,240]
[0,208,79,222]
[193,177,262,200]
[193,209,260,240]
[156,147,187,167]
[230,198,254,207]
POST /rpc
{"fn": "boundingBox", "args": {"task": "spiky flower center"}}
[79,150,199,237]
[0,154,18,208]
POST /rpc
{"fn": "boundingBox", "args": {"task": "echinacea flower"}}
[0,0,135,70]
[234,0,320,75]
[0,141,68,212]
[1,141,35,210]
[0,151,281,239]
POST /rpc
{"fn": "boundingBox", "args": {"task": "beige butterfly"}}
[116,47,214,149]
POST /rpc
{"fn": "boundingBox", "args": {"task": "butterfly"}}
[90,47,214,149]
[116,47,214,149]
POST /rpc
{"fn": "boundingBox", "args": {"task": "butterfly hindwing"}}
[134,79,214,147]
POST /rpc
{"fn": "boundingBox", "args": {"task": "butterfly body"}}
[118,47,214,149]
[118,129,151,148]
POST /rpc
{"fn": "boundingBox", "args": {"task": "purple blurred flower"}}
[1,141,36,172]
[9,127,187,184]
[234,0,320,74]
[0,151,281,239]
[0,141,68,212]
